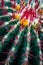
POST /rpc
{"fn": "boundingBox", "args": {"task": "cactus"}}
[0,0,43,65]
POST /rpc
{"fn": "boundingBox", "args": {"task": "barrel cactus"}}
[0,0,43,65]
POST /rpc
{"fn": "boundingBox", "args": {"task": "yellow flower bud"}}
[15,14,20,20]
[20,18,28,26]
[33,23,40,29]
[15,4,20,11]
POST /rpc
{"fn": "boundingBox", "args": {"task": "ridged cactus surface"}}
[0,0,43,65]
